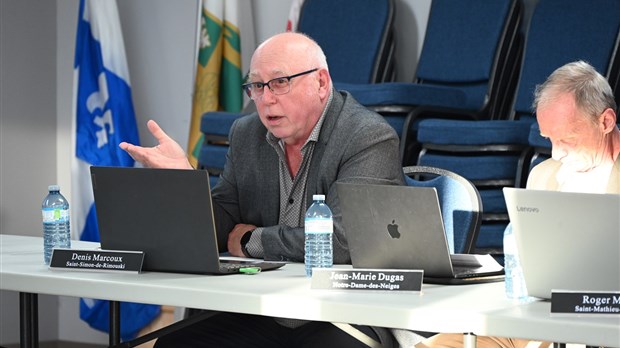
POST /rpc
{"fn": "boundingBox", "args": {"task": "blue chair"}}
[298,0,395,85]
[415,0,620,255]
[198,112,244,186]
[198,0,396,177]
[403,166,482,255]
[340,0,523,164]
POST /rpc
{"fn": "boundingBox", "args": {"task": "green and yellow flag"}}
[188,0,244,168]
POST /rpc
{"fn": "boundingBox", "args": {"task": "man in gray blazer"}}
[121,32,403,347]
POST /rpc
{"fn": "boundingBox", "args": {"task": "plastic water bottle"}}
[42,185,71,265]
[503,223,527,300]
[304,194,333,277]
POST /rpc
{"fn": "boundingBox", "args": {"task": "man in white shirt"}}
[415,60,619,348]
[526,60,620,194]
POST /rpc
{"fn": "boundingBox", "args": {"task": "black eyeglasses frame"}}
[241,68,319,99]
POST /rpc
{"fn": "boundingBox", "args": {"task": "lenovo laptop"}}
[90,166,284,275]
[336,182,504,284]
[504,187,620,299]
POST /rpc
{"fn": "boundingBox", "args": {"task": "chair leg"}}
[331,323,382,348]
[463,332,477,348]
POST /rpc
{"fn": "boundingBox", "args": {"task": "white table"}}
[2,235,619,347]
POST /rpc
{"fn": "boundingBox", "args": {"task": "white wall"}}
[1,0,60,344]
[1,0,59,237]
[1,0,430,345]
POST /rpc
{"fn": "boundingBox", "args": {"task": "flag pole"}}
[187,0,206,167]
[191,0,203,103]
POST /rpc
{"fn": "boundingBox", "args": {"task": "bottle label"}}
[42,208,69,223]
[305,219,333,234]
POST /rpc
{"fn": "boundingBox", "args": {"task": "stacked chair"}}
[414,0,620,257]
[340,0,524,165]
[298,0,396,85]
[197,0,396,183]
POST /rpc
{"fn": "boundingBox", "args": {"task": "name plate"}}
[311,268,423,292]
[551,290,620,316]
[49,248,144,273]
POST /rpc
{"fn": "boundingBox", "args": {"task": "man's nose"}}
[260,86,278,104]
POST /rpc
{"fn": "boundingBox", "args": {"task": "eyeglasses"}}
[241,68,318,99]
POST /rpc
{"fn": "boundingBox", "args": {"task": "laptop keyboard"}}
[452,253,504,278]
[220,262,250,273]
[453,265,484,277]
[218,259,285,274]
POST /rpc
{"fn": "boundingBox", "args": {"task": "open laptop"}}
[504,187,620,299]
[336,182,504,284]
[90,166,285,275]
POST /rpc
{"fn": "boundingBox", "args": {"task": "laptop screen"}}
[91,166,223,274]
[504,188,620,299]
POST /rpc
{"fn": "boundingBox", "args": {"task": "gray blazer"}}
[211,90,405,263]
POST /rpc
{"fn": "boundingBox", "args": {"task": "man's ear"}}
[317,68,331,98]
[600,108,617,134]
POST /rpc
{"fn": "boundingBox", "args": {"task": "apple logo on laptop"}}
[387,220,401,239]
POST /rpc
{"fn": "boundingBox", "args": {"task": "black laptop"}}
[90,166,284,275]
[336,182,504,284]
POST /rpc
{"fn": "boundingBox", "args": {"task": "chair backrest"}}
[297,0,395,84]
[510,0,620,120]
[403,166,482,254]
[414,0,522,115]
[526,121,551,171]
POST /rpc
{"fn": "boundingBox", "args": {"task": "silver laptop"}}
[503,187,620,299]
[90,166,284,275]
[337,182,504,284]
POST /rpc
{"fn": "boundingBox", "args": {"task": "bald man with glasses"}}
[121,32,404,347]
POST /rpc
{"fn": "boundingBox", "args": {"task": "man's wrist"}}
[240,229,254,257]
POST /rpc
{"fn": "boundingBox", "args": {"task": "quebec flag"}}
[72,0,160,341]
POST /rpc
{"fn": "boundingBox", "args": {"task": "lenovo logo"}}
[517,206,540,213]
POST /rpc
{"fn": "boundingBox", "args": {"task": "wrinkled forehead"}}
[539,109,594,139]
[248,38,311,79]
[247,57,291,81]
[537,94,593,137]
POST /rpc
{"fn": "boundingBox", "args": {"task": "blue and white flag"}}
[72,0,160,341]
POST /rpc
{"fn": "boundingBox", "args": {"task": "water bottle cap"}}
[48,185,60,192]
[312,194,325,201]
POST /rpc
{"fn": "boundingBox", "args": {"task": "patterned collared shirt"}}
[245,89,334,258]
